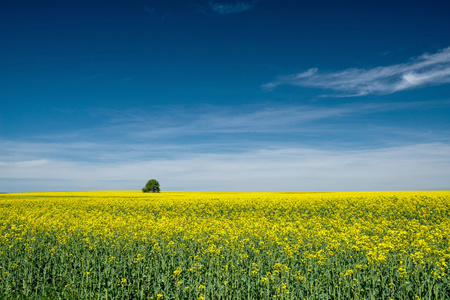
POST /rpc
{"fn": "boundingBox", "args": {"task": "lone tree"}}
[142,179,160,193]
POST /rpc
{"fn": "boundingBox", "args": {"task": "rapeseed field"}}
[0,191,449,299]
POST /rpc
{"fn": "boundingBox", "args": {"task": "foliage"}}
[0,191,449,299]
[142,179,160,193]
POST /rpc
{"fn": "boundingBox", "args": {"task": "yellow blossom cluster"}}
[0,190,449,299]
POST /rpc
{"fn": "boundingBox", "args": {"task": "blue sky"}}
[1,0,450,192]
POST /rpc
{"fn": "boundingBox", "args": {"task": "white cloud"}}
[1,142,449,192]
[263,47,450,96]
[2,103,449,192]
[209,1,254,14]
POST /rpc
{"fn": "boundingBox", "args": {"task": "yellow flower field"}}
[0,191,449,299]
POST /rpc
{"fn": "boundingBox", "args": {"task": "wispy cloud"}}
[209,1,255,14]
[1,143,450,192]
[92,101,445,139]
[14,101,448,158]
[264,47,450,96]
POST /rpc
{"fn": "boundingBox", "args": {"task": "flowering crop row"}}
[0,191,449,299]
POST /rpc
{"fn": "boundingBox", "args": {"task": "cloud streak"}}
[264,47,450,96]
[209,1,255,14]
[93,101,445,139]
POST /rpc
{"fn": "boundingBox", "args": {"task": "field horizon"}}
[3,189,450,195]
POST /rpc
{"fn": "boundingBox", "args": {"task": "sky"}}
[1,0,450,192]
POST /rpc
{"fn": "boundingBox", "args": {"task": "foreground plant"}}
[0,191,449,299]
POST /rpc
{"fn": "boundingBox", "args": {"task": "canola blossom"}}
[0,191,449,299]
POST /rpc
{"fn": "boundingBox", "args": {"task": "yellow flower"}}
[344,269,354,276]
[398,267,407,278]
[173,267,183,276]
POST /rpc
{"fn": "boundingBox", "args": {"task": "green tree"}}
[142,179,160,193]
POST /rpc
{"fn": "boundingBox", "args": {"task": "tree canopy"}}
[142,179,160,193]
